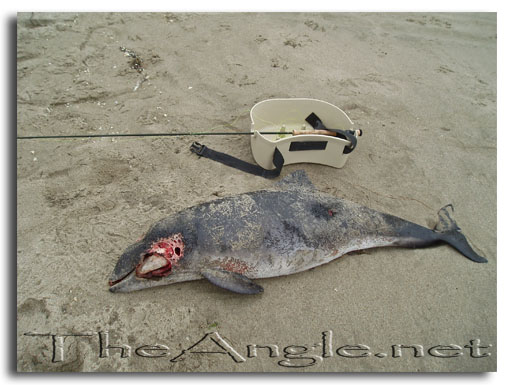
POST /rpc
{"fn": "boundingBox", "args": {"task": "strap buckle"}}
[190,141,206,156]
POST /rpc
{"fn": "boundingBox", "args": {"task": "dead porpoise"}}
[108,171,486,294]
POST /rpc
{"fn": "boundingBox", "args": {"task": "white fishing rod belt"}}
[190,98,362,179]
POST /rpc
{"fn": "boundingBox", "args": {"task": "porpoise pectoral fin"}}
[200,268,264,294]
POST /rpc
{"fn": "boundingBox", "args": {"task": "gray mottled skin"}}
[109,171,486,293]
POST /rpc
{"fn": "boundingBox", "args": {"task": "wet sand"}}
[17,12,496,372]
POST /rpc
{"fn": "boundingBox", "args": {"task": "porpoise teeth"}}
[139,255,167,274]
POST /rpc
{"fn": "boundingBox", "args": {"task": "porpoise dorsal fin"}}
[274,170,316,192]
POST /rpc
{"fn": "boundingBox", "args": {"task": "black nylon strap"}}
[305,112,358,154]
[190,142,284,179]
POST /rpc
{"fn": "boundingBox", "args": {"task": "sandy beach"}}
[16,12,496,372]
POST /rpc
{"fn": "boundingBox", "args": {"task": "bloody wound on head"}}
[135,234,184,278]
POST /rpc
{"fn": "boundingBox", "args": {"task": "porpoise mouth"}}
[108,253,172,288]
[108,273,132,287]
[108,271,140,293]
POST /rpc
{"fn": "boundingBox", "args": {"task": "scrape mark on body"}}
[218,257,250,274]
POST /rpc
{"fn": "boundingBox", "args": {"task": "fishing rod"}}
[17,129,362,140]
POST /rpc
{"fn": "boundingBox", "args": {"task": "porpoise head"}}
[108,233,200,293]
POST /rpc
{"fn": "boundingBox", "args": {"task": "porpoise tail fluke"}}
[434,204,487,263]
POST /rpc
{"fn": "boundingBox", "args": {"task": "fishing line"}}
[16,109,261,140]
[16,131,292,140]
